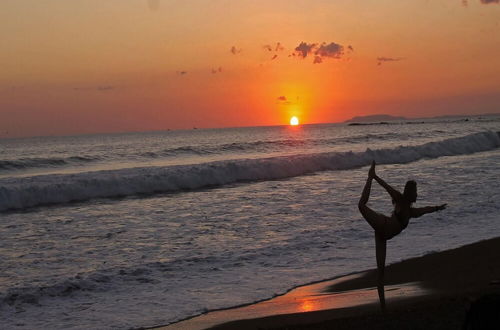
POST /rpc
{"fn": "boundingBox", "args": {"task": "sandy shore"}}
[156,237,500,330]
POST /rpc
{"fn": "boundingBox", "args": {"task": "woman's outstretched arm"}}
[410,204,447,218]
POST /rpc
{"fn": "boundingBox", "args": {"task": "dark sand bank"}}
[158,238,500,330]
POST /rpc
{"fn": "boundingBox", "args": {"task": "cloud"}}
[294,42,317,58]
[176,71,188,75]
[263,42,285,53]
[463,0,499,5]
[316,42,344,59]
[263,42,285,62]
[293,41,352,64]
[313,56,323,64]
[377,57,404,65]
[211,67,223,74]
[74,86,116,92]
[276,95,300,105]
[230,46,242,55]
[277,96,292,105]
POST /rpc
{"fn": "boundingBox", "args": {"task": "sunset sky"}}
[1,0,500,137]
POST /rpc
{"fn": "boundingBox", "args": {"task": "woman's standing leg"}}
[375,233,387,312]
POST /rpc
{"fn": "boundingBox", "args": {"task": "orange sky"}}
[1,0,500,137]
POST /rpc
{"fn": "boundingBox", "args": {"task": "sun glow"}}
[290,116,299,126]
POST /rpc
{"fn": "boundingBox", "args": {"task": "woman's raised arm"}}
[373,174,403,202]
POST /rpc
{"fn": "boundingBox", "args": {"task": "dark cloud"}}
[316,42,344,59]
[277,96,292,105]
[294,42,317,58]
[276,95,300,105]
[463,0,499,5]
[211,67,223,74]
[263,42,285,62]
[230,46,242,55]
[293,41,351,64]
[263,42,285,52]
[377,57,404,66]
[176,71,188,75]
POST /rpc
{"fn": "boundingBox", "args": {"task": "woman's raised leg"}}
[358,174,386,233]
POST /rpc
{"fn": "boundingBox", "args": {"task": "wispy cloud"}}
[276,95,301,105]
[377,57,405,66]
[74,85,116,92]
[211,67,223,74]
[176,71,188,75]
[263,42,285,61]
[263,42,285,52]
[462,0,499,5]
[276,96,292,105]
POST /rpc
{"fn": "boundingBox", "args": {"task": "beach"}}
[161,237,500,330]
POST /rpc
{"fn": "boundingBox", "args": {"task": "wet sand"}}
[155,237,500,330]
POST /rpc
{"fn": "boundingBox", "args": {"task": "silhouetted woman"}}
[358,161,446,311]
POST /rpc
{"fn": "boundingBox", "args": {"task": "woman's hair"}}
[403,180,417,203]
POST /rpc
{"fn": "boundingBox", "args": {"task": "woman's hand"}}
[368,160,376,178]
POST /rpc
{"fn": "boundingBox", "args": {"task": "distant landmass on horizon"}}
[344,114,407,123]
[344,112,500,123]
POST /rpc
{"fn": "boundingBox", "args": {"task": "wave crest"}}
[0,131,498,212]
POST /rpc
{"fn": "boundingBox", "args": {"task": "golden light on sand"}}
[299,299,316,312]
[290,116,299,126]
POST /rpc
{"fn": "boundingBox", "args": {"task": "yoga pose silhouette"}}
[358,161,446,311]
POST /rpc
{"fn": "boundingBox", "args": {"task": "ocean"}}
[1,117,499,329]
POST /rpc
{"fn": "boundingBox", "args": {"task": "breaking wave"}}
[0,131,442,172]
[0,131,498,212]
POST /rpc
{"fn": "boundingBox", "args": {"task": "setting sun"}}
[290,116,299,126]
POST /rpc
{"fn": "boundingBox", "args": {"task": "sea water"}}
[1,117,499,329]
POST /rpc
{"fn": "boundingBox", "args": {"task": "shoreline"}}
[156,237,500,330]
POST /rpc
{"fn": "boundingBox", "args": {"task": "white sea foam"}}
[0,131,498,212]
